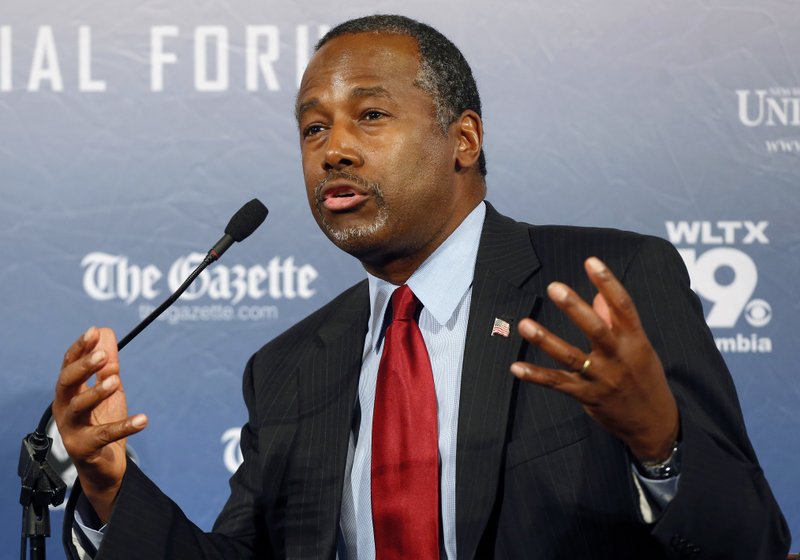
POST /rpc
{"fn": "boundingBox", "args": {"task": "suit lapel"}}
[456,204,542,559]
[284,282,370,560]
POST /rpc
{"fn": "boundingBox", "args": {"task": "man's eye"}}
[303,124,324,137]
[363,111,384,121]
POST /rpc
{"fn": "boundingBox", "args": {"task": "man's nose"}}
[323,123,364,171]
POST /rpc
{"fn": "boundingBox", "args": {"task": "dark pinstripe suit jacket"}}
[65,203,790,559]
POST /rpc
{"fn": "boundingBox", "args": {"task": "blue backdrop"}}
[2,1,798,556]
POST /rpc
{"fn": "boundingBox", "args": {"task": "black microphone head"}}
[225,199,268,242]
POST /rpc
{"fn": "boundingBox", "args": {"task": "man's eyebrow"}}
[295,86,394,123]
[350,85,393,100]
[295,98,319,123]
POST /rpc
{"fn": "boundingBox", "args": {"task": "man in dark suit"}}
[55,14,789,559]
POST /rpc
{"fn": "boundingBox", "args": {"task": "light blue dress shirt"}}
[339,202,486,560]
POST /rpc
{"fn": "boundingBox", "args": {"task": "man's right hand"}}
[53,326,148,523]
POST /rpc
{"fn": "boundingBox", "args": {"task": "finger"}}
[518,318,598,373]
[592,293,612,328]
[93,328,120,383]
[68,375,122,415]
[547,282,617,352]
[64,414,148,458]
[584,257,642,331]
[90,414,148,446]
[510,361,584,397]
[56,349,109,401]
[62,326,99,369]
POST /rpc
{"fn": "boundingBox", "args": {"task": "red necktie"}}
[371,285,440,560]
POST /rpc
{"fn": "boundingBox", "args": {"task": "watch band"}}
[636,440,682,480]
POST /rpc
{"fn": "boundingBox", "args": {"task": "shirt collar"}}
[365,202,486,351]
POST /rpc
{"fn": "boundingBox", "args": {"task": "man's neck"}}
[361,199,484,285]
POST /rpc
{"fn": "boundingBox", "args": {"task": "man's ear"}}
[453,110,483,172]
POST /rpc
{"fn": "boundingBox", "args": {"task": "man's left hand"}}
[511,256,679,463]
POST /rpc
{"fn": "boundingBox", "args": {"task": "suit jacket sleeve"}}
[623,236,789,558]
[469,215,790,559]
[62,353,276,560]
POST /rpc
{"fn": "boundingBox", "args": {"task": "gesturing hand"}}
[510,257,679,463]
[52,326,148,523]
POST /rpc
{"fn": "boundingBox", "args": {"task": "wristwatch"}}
[635,440,682,480]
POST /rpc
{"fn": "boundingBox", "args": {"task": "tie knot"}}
[390,285,420,322]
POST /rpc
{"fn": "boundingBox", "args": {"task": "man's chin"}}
[318,209,388,253]
[324,226,381,255]
[318,221,389,260]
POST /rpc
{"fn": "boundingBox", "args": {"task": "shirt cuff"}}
[631,466,680,523]
[74,494,106,552]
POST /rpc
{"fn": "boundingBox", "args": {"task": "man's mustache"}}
[314,171,378,204]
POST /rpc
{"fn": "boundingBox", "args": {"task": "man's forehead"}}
[316,30,419,58]
[301,33,420,87]
[296,33,421,116]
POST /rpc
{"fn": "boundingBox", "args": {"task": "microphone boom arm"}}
[117,251,216,351]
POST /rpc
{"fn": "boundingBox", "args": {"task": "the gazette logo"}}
[666,220,772,354]
[736,88,800,153]
[81,252,319,323]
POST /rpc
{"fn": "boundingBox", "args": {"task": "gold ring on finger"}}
[577,358,591,375]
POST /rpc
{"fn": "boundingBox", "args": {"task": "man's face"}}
[296,33,469,272]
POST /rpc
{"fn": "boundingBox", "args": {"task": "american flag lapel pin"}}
[490,317,511,338]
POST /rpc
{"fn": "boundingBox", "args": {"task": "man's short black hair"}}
[316,14,487,177]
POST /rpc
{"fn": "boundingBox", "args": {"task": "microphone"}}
[209,198,269,261]
[19,199,269,560]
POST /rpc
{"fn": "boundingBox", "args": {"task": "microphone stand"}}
[18,407,65,560]
[17,252,219,560]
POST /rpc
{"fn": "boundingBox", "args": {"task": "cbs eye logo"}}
[679,248,771,329]
[221,427,244,474]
